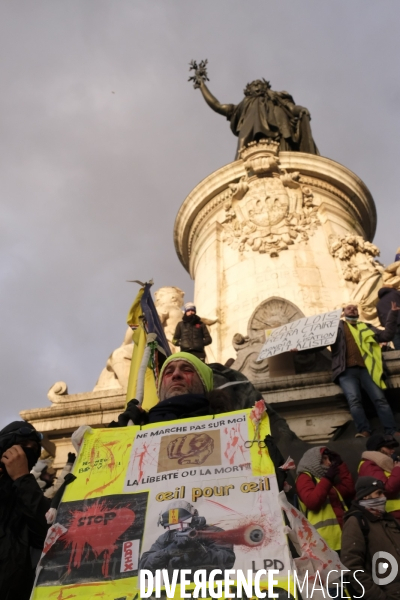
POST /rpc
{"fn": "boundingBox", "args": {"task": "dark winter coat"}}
[0,473,49,600]
[173,316,212,354]
[331,311,399,382]
[296,463,355,527]
[377,288,400,327]
[342,504,400,600]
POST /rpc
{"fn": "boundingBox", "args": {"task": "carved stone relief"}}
[351,258,400,325]
[328,233,381,284]
[220,140,320,257]
[328,235,400,324]
[93,327,134,391]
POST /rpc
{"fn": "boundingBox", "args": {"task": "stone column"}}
[174,140,377,364]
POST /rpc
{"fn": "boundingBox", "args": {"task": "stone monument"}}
[20,66,400,467]
[174,139,377,365]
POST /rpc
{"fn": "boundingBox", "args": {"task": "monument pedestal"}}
[174,141,378,365]
[19,141,400,462]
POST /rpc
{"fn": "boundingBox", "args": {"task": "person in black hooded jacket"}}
[172,303,211,361]
[0,421,49,600]
[377,286,400,350]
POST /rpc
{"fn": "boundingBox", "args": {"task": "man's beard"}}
[161,379,205,401]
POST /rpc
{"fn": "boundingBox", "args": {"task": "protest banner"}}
[31,409,298,599]
[257,309,342,361]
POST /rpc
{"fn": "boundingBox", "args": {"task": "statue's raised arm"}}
[189,60,319,159]
[188,59,234,118]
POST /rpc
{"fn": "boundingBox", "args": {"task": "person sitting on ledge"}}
[113,352,234,426]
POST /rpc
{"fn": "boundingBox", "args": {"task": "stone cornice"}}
[174,152,377,273]
[20,389,126,433]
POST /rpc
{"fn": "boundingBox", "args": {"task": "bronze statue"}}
[189,60,319,159]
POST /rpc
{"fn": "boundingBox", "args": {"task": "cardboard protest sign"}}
[257,309,342,361]
[31,410,297,599]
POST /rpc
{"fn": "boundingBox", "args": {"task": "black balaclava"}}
[0,421,42,473]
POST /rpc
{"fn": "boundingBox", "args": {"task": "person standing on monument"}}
[332,303,400,438]
[295,303,400,437]
[172,302,212,362]
[377,286,400,350]
[296,446,355,553]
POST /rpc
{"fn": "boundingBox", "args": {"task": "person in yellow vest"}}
[296,446,355,552]
[333,303,400,438]
[358,433,400,521]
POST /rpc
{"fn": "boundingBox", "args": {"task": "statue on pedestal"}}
[189,60,319,159]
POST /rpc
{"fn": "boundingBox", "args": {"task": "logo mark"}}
[372,551,398,585]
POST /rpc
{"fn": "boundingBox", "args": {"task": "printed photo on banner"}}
[136,474,290,585]
[158,430,222,471]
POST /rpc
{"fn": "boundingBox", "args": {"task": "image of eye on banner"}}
[30,409,344,599]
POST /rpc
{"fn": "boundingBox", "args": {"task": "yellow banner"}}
[32,410,295,599]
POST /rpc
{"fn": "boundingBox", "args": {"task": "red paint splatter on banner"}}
[194,523,266,547]
[134,442,151,483]
[224,423,247,464]
[60,500,135,577]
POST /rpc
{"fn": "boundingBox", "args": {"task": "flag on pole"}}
[126,282,171,411]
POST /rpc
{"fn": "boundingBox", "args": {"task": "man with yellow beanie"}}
[116,352,233,426]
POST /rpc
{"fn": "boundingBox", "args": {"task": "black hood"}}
[378,287,393,299]
[0,421,33,437]
[0,421,41,457]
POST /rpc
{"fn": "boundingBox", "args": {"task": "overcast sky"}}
[1,1,399,429]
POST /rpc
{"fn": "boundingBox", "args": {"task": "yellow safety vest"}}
[346,321,386,389]
[358,460,400,514]
[297,472,344,551]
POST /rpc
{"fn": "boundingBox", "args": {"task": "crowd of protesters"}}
[1,291,400,599]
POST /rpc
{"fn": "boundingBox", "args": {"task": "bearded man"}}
[116,352,233,426]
